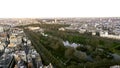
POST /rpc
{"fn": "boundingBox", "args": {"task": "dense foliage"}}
[23,24,120,68]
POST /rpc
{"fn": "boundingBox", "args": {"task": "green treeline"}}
[22,24,120,68]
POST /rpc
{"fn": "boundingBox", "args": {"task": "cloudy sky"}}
[0,0,120,18]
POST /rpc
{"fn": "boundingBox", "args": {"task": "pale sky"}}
[0,0,120,18]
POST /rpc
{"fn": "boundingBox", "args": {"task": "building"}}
[17,36,22,44]
[58,27,65,31]
[0,44,4,51]
[28,26,40,31]
[78,28,86,33]
[92,32,96,35]
[110,65,120,68]
[27,40,31,45]
[8,43,16,48]
[0,54,15,68]
[100,31,120,40]
[0,26,4,32]
[9,35,17,44]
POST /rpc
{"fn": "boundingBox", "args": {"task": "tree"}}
[65,47,75,59]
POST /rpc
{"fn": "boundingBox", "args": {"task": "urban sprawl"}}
[0,17,120,68]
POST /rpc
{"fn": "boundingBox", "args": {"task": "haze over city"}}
[0,0,120,18]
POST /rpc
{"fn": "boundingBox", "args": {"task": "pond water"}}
[63,41,120,62]
[111,54,120,61]
[63,41,81,48]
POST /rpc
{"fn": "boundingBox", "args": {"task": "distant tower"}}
[55,19,57,23]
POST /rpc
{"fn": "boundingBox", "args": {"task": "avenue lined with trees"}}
[22,24,120,68]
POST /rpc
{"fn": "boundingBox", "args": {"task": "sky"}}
[0,0,120,18]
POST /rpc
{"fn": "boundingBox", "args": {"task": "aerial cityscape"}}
[0,17,120,68]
